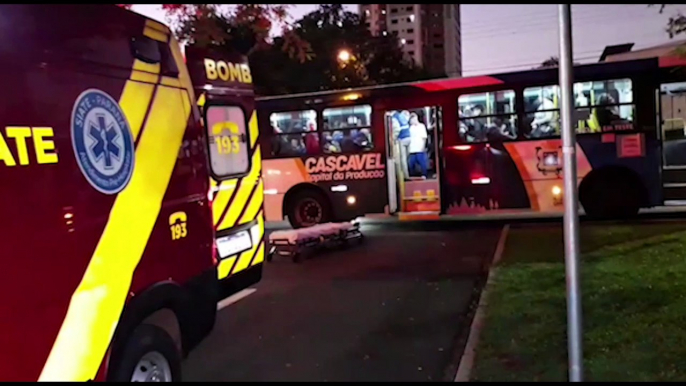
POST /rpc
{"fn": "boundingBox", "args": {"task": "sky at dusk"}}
[131,4,686,77]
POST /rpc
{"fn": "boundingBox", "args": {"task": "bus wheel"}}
[109,324,181,382]
[580,172,641,220]
[287,190,331,229]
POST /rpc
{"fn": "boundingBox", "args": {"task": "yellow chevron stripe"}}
[197,93,206,108]
[249,111,258,149]
[216,148,261,231]
[251,241,266,266]
[217,255,238,281]
[212,179,238,226]
[238,179,264,225]
[38,86,189,381]
[230,215,265,275]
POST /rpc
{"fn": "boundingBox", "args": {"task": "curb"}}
[454,224,510,382]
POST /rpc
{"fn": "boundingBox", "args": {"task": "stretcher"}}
[267,222,364,263]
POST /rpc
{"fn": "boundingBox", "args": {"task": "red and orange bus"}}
[256,55,686,228]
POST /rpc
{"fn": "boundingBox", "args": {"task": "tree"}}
[118,4,311,62]
[120,4,438,96]
[535,56,581,69]
[250,4,437,95]
[651,4,686,39]
[538,56,559,68]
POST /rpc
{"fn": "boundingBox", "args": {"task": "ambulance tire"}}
[108,323,182,382]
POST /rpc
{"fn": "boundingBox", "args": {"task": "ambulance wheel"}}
[287,189,331,229]
[108,324,181,382]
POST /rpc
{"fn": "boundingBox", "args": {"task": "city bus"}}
[256,56,686,228]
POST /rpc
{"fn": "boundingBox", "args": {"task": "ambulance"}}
[0,4,263,382]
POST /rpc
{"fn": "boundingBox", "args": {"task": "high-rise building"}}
[359,4,462,77]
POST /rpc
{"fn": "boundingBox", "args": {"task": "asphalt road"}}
[182,222,503,382]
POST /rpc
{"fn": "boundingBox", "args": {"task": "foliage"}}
[119,4,439,96]
[651,4,686,39]
[538,56,559,68]
[118,4,312,61]
[251,4,438,95]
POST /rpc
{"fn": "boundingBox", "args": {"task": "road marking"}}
[454,224,510,382]
[217,288,257,311]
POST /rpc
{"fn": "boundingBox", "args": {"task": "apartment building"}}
[359,4,462,77]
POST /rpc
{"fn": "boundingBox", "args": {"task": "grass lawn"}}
[472,221,686,382]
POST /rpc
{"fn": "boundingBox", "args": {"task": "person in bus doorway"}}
[392,110,412,179]
[408,112,429,178]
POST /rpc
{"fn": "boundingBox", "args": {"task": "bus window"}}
[457,90,517,143]
[269,109,318,157]
[573,79,634,133]
[321,105,374,153]
[206,105,250,178]
[524,85,561,139]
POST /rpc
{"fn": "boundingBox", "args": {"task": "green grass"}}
[472,221,686,382]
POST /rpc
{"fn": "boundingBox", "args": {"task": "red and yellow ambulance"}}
[0,4,263,382]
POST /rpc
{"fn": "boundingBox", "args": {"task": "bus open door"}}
[383,105,443,220]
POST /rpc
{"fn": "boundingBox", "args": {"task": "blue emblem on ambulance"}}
[71,89,135,195]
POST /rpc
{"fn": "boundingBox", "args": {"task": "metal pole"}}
[558,3,583,382]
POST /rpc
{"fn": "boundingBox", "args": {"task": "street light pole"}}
[558,3,583,382]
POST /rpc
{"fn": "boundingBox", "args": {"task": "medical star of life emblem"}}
[71,89,135,195]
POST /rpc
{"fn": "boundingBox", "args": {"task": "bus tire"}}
[108,324,182,382]
[579,169,642,220]
[286,189,332,229]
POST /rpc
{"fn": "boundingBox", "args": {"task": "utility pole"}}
[558,3,583,382]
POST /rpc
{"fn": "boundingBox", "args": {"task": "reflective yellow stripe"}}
[120,84,157,141]
[248,112,258,149]
[212,179,238,226]
[130,59,161,84]
[238,179,263,225]
[144,19,170,35]
[251,241,266,265]
[217,148,261,231]
[197,93,206,107]
[217,255,238,280]
[143,25,167,42]
[160,76,182,88]
[38,86,190,381]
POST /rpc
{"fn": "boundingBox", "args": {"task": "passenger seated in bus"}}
[485,117,516,142]
[321,132,339,153]
[530,94,557,138]
[290,137,306,155]
[595,94,622,128]
[463,104,488,142]
[355,128,373,151]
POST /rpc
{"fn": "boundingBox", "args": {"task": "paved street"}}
[182,222,503,382]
